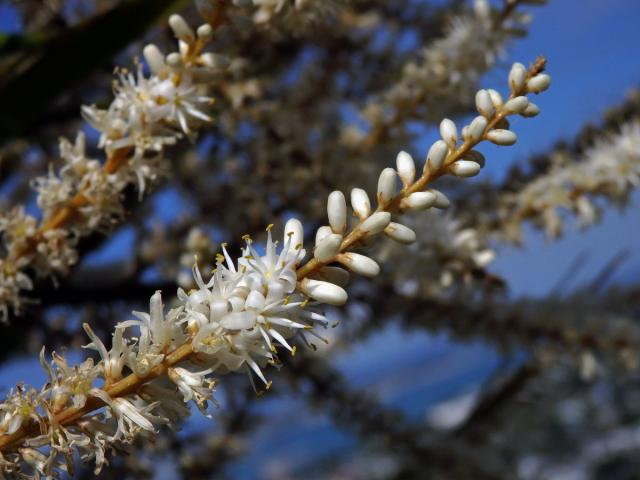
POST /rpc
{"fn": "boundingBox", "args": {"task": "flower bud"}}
[431,189,450,209]
[337,253,380,277]
[360,212,391,235]
[449,160,481,177]
[396,151,416,186]
[166,52,183,69]
[314,233,342,262]
[527,73,551,93]
[384,222,417,244]
[199,53,231,69]
[315,266,350,287]
[475,89,495,118]
[401,191,436,210]
[197,24,213,41]
[508,62,527,93]
[503,96,529,114]
[284,218,304,248]
[425,140,449,172]
[463,150,485,167]
[440,118,458,148]
[300,278,348,305]
[488,89,503,107]
[467,116,488,142]
[315,226,333,246]
[327,191,347,234]
[377,168,397,205]
[351,188,371,219]
[521,102,540,117]
[473,250,496,267]
[461,125,470,142]
[169,14,195,42]
[486,129,517,146]
[143,44,167,76]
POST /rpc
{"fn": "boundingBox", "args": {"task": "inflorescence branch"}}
[0,57,549,477]
[0,12,230,322]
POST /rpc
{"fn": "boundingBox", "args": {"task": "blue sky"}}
[465,0,640,297]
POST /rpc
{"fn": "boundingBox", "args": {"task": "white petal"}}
[245,290,266,311]
[220,311,257,330]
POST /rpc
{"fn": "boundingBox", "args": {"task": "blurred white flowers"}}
[0,14,228,323]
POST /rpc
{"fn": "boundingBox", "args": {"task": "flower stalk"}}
[0,57,550,477]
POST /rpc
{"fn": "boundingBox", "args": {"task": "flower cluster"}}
[0,223,326,477]
[0,59,549,477]
[360,0,544,132]
[499,120,640,240]
[0,14,228,322]
[377,211,496,298]
[248,0,338,25]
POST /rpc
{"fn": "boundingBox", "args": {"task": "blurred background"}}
[1,0,640,478]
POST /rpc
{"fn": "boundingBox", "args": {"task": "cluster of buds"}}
[0,14,229,322]
[369,0,546,129]
[0,60,549,477]
[499,119,640,240]
[300,59,549,298]
[245,0,337,25]
[377,212,496,297]
[0,224,326,477]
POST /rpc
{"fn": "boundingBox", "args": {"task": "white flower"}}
[91,389,161,442]
[83,323,129,383]
[0,385,43,435]
[168,367,216,414]
[185,223,333,388]
[119,291,186,377]
[39,348,100,410]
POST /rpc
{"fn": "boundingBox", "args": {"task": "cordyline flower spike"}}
[0,58,549,477]
[0,13,229,323]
